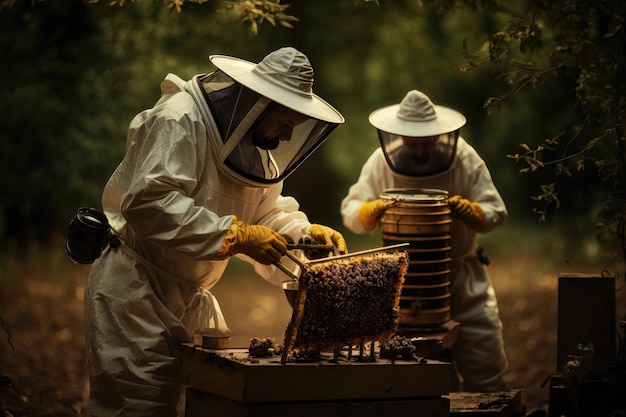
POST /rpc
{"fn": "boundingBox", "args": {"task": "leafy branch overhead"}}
[455,0,626,264]
[0,0,623,267]
[0,0,299,33]
[117,0,298,32]
[122,0,297,33]
[221,0,299,34]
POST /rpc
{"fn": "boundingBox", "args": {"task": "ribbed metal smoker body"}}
[380,188,451,328]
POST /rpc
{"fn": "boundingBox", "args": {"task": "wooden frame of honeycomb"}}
[281,249,408,364]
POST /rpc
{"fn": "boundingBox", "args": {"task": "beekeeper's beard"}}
[252,129,280,150]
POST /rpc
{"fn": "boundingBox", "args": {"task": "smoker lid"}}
[381,188,448,202]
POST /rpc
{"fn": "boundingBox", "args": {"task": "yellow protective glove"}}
[216,217,287,264]
[357,199,393,231]
[448,195,485,231]
[308,224,348,254]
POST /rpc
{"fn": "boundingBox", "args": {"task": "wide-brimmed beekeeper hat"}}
[209,47,344,124]
[369,90,466,137]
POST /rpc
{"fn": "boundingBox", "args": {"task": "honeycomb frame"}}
[281,250,408,363]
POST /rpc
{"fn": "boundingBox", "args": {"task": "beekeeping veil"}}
[196,47,344,187]
[369,90,466,176]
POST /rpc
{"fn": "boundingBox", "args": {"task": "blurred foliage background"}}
[0,0,624,276]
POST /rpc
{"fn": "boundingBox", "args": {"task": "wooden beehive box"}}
[180,345,452,404]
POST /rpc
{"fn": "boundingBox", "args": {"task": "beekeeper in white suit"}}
[341,90,508,392]
[84,47,347,416]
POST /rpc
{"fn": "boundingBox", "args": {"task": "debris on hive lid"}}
[248,337,283,358]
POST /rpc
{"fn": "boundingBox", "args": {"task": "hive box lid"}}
[180,345,452,403]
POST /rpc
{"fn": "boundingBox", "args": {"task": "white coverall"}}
[341,137,508,392]
[84,74,311,416]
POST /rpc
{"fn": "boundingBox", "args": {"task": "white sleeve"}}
[456,142,508,233]
[247,183,312,286]
[119,116,234,261]
[340,149,393,234]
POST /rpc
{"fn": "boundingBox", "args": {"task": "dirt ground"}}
[0,250,624,416]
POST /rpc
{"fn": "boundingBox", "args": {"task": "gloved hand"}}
[216,216,287,264]
[357,199,393,231]
[309,224,348,254]
[448,195,485,231]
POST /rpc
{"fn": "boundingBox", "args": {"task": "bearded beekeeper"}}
[340,90,508,392]
[83,47,347,416]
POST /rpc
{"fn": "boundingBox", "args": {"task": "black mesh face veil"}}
[378,130,459,176]
[198,71,339,186]
[368,90,466,177]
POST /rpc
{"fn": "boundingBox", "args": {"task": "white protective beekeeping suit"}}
[84,47,344,416]
[341,90,508,392]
